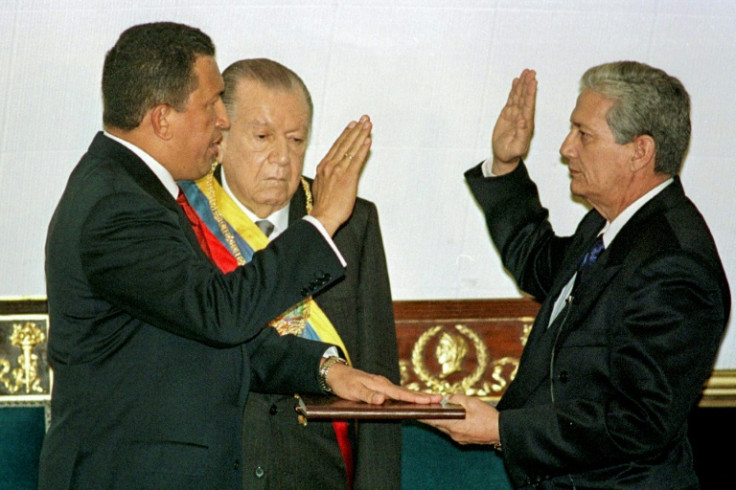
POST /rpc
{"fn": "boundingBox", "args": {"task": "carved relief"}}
[399,319,533,401]
[0,314,52,404]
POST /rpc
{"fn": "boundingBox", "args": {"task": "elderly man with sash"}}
[178,58,401,490]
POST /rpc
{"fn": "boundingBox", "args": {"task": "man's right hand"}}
[491,69,537,176]
[310,115,372,236]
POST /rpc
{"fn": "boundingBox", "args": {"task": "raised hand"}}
[492,69,537,175]
[310,115,372,236]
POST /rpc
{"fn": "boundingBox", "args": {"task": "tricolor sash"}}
[178,173,351,364]
[178,170,355,487]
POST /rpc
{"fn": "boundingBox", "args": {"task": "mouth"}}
[209,137,222,160]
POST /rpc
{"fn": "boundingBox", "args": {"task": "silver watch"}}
[318,356,348,393]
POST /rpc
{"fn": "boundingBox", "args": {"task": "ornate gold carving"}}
[488,356,519,393]
[0,322,46,395]
[407,324,499,397]
[520,321,532,346]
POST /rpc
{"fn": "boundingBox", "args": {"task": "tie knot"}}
[256,219,274,238]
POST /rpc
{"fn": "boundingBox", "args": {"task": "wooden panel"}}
[394,298,540,403]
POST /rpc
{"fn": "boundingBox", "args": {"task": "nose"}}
[559,131,575,161]
[269,138,289,166]
[215,98,230,130]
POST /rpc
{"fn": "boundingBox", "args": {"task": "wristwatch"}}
[318,356,348,393]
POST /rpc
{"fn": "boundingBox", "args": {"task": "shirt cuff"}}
[322,346,340,358]
[302,215,347,267]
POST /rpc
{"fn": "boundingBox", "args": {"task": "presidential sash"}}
[178,171,352,364]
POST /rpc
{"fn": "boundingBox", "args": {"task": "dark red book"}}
[294,395,465,425]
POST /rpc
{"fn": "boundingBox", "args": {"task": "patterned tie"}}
[255,219,274,238]
[573,234,605,292]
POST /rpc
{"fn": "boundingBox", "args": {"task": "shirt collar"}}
[103,131,179,198]
[220,169,290,239]
[601,178,673,247]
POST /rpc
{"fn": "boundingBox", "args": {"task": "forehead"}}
[571,89,615,129]
[232,80,310,122]
[191,56,224,100]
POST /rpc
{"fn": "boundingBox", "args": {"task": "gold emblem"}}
[405,324,511,397]
[0,322,46,395]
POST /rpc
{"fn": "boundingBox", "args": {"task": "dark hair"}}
[221,58,313,126]
[102,22,215,130]
[581,61,691,176]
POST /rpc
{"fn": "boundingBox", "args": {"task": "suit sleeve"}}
[464,161,565,300]
[351,202,403,490]
[80,188,344,347]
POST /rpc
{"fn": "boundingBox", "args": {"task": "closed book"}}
[294,395,465,425]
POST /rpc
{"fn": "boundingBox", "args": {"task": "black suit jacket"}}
[466,162,730,489]
[39,133,344,489]
[236,175,402,490]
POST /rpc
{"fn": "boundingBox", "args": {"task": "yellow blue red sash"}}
[179,174,351,365]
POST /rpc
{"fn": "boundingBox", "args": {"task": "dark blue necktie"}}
[573,235,604,292]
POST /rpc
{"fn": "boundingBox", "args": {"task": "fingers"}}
[350,373,441,405]
[309,116,373,235]
[328,365,442,405]
[518,69,537,127]
[491,68,537,172]
[323,115,372,170]
[505,69,537,120]
[373,382,443,405]
[419,395,499,445]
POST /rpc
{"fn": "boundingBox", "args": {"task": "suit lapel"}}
[501,210,608,407]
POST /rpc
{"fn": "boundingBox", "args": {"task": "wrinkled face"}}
[219,80,310,218]
[559,89,635,212]
[167,56,229,180]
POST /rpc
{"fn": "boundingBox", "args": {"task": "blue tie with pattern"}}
[574,235,604,292]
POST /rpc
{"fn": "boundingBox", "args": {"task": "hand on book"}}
[420,393,501,446]
[325,362,442,405]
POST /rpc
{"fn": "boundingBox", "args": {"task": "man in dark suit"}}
[39,22,437,490]
[178,58,401,489]
[424,63,730,488]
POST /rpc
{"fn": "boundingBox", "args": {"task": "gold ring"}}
[344,152,354,160]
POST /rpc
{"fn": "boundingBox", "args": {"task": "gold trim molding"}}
[699,369,736,407]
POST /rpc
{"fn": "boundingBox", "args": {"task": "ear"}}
[630,134,656,173]
[150,104,173,140]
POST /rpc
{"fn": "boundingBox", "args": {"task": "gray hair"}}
[580,61,690,175]
[221,58,313,127]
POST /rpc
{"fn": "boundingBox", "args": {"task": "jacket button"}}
[269,404,278,415]
[558,371,569,383]
[233,460,239,471]
[255,466,265,478]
